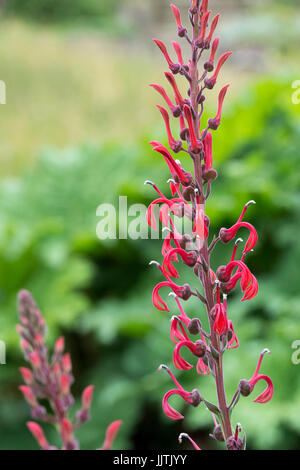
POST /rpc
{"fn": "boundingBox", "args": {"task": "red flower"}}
[170,4,187,37]
[219,201,258,253]
[172,41,184,65]
[100,420,122,450]
[157,105,182,152]
[27,422,50,450]
[203,131,213,170]
[173,339,206,370]
[150,83,177,115]
[248,349,273,404]
[165,72,184,106]
[153,39,180,74]
[205,52,232,89]
[208,84,230,130]
[206,14,220,44]
[151,143,192,185]
[183,105,200,153]
[159,365,201,420]
[226,320,239,349]
[163,247,197,278]
[222,260,258,301]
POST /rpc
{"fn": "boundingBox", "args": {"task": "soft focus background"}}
[0,0,299,450]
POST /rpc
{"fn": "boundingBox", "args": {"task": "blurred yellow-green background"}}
[0,0,300,450]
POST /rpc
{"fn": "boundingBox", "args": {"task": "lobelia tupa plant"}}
[17,289,122,450]
[146,0,273,450]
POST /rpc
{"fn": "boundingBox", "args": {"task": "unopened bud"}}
[216,265,230,282]
[204,61,214,72]
[191,389,202,407]
[187,318,202,335]
[181,284,192,301]
[239,379,251,397]
[194,340,206,358]
[213,425,224,442]
[226,436,244,451]
[203,168,218,182]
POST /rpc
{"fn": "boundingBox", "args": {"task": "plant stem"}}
[189,8,232,442]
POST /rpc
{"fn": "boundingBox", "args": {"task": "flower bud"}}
[216,265,230,282]
[181,284,192,301]
[239,379,251,397]
[172,105,182,118]
[193,262,202,277]
[180,127,189,140]
[183,186,195,202]
[191,389,202,407]
[203,168,218,182]
[187,318,202,335]
[226,436,244,450]
[179,234,193,250]
[194,340,206,358]
[204,61,214,72]
[213,424,224,442]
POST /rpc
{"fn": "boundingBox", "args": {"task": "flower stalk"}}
[17,289,122,450]
[148,0,273,450]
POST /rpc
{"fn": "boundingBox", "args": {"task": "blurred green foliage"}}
[0,78,300,449]
[3,0,118,25]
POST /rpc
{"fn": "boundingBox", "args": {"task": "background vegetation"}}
[0,0,299,450]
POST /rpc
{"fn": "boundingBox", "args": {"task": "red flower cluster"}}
[146,0,273,450]
[17,290,121,450]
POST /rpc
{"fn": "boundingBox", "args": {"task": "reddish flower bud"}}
[208,84,230,130]
[101,420,122,450]
[170,4,187,37]
[62,353,72,373]
[54,336,65,354]
[27,422,49,450]
[19,385,37,407]
[60,373,70,395]
[29,350,41,369]
[19,367,34,385]
[82,385,94,410]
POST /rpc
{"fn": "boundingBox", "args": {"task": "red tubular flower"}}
[27,422,50,450]
[209,37,219,63]
[157,105,182,152]
[172,41,184,65]
[152,143,192,185]
[165,72,184,106]
[206,14,220,44]
[248,349,274,403]
[152,279,192,312]
[149,83,177,114]
[19,385,37,407]
[173,339,206,370]
[198,11,211,44]
[162,231,181,260]
[226,320,239,349]
[163,247,198,278]
[205,52,232,89]
[170,4,186,37]
[208,84,230,130]
[159,365,201,420]
[19,367,34,385]
[212,302,228,335]
[82,385,94,410]
[153,39,180,73]
[203,131,213,170]
[100,420,122,450]
[54,336,65,354]
[183,105,200,153]
[222,260,258,301]
[220,201,258,253]
[170,298,191,343]
[200,0,208,15]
